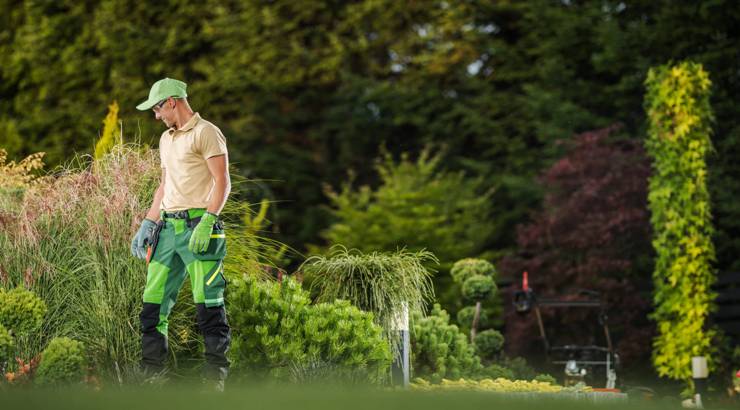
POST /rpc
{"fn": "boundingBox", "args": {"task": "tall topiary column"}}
[645,61,717,382]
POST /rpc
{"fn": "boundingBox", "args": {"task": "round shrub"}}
[456,306,490,331]
[0,323,13,364]
[450,258,496,284]
[0,287,47,335]
[411,304,481,382]
[479,363,515,380]
[474,329,505,360]
[35,337,86,387]
[534,373,558,385]
[462,275,496,301]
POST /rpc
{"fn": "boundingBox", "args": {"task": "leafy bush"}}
[411,304,481,383]
[303,246,435,356]
[450,258,496,285]
[534,373,558,385]
[478,363,514,380]
[228,275,391,383]
[34,337,86,387]
[645,61,718,381]
[502,356,537,381]
[0,324,13,364]
[461,275,495,302]
[0,287,46,335]
[473,329,504,361]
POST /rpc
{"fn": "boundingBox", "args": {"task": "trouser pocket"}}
[192,226,227,260]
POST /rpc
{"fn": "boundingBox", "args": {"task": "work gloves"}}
[131,218,157,259]
[189,212,219,253]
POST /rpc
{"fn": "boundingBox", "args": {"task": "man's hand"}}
[189,212,219,253]
[131,219,157,259]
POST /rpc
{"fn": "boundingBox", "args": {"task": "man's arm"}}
[145,168,166,221]
[205,154,231,215]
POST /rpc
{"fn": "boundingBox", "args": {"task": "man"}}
[130,78,231,390]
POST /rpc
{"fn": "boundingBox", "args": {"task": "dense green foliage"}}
[0,287,46,336]
[411,304,481,383]
[228,275,391,383]
[320,149,494,269]
[0,324,13,364]
[461,275,496,302]
[450,259,497,285]
[473,329,505,361]
[645,61,717,381]
[0,146,274,378]
[34,337,86,387]
[5,1,740,276]
[302,246,435,356]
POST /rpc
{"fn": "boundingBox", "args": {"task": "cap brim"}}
[136,98,158,111]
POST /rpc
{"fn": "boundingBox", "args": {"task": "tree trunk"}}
[470,301,481,342]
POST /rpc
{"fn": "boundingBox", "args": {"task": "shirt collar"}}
[168,112,201,135]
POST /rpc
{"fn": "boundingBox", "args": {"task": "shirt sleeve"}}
[158,133,167,169]
[196,124,228,160]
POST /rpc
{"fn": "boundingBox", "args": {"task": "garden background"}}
[1,0,740,399]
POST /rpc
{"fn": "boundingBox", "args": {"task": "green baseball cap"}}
[136,78,188,110]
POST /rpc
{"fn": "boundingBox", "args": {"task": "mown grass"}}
[0,384,691,410]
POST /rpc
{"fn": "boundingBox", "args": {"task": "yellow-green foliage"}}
[645,61,717,381]
[94,101,120,160]
[35,337,86,387]
[0,287,47,336]
[0,149,45,190]
[410,377,583,393]
[0,323,13,363]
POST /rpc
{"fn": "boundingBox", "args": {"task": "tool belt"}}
[161,209,223,229]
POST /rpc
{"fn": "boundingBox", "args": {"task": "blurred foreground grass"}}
[0,384,693,410]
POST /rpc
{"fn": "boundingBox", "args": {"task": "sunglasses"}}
[153,98,169,112]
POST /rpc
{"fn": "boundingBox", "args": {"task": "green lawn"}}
[0,384,695,410]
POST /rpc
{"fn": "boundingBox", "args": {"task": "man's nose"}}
[154,111,161,120]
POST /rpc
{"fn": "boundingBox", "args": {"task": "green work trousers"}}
[140,208,230,380]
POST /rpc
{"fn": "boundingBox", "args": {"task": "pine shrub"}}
[0,287,46,335]
[411,304,481,382]
[35,337,86,387]
[461,275,496,301]
[228,275,391,383]
[450,258,496,285]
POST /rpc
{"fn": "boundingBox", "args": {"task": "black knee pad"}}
[140,303,161,334]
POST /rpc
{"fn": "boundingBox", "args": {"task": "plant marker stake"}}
[692,356,708,408]
[391,301,410,387]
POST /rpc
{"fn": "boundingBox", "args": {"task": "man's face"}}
[153,97,175,128]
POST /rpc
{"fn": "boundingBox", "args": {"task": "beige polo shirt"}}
[158,113,228,211]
